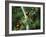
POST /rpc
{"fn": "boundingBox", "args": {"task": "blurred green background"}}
[12,6,40,31]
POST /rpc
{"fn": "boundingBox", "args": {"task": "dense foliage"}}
[12,6,40,31]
